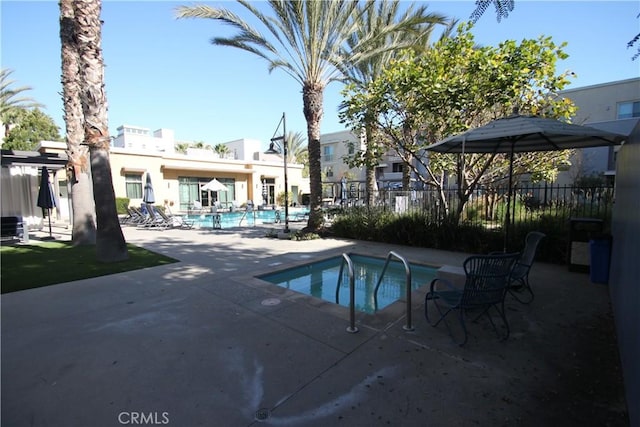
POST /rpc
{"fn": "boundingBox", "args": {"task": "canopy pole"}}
[503,143,515,252]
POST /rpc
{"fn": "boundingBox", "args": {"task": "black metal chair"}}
[425,253,519,346]
[508,231,546,304]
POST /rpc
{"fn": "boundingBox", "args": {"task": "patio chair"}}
[130,206,151,225]
[119,208,135,225]
[138,205,171,230]
[155,208,194,229]
[425,252,520,346]
[508,231,546,304]
[189,200,204,214]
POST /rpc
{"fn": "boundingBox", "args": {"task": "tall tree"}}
[340,0,450,204]
[60,0,97,246]
[74,0,128,262]
[0,68,43,139]
[2,108,60,150]
[285,130,307,165]
[213,143,230,157]
[342,24,577,223]
[470,0,514,23]
[176,0,408,231]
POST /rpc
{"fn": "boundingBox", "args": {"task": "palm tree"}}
[176,0,392,231]
[285,131,306,164]
[191,140,212,150]
[470,0,514,22]
[340,0,449,203]
[213,143,231,158]
[0,68,43,139]
[74,0,127,262]
[60,0,96,246]
[175,142,190,154]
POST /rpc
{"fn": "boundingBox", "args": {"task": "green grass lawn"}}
[0,241,178,294]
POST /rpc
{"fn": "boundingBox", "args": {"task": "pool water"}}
[258,254,438,314]
[185,208,308,228]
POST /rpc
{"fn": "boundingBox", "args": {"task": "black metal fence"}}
[324,182,615,231]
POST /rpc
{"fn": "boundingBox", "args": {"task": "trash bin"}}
[568,218,604,273]
[589,236,612,284]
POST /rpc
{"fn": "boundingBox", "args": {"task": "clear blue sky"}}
[2,1,639,148]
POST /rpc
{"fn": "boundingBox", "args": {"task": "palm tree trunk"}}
[74,0,127,262]
[60,0,96,246]
[303,82,324,231]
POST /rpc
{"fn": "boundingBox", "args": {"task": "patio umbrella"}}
[426,114,626,250]
[143,173,155,205]
[261,180,268,204]
[341,177,348,204]
[201,178,227,192]
[202,178,228,206]
[37,166,57,239]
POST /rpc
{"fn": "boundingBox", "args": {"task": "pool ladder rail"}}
[238,209,257,226]
[336,251,414,333]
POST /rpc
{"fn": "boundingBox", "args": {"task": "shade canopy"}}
[201,178,228,192]
[425,115,627,252]
[426,115,626,154]
[143,173,156,204]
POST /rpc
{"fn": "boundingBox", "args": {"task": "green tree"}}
[0,68,44,139]
[285,131,306,163]
[470,0,514,23]
[191,140,212,150]
[2,108,60,150]
[339,0,450,204]
[341,23,576,223]
[60,0,96,246]
[176,0,419,231]
[285,131,309,178]
[213,143,230,157]
[471,1,639,61]
[175,142,190,154]
[75,0,128,262]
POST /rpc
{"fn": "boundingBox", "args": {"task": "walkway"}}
[1,223,629,426]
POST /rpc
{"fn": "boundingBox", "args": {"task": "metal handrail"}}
[374,251,414,331]
[238,209,257,226]
[336,253,358,333]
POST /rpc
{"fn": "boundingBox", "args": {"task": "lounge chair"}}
[129,206,150,225]
[137,205,171,229]
[508,231,546,304]
[155,208,194,229]
[191,200,203,213]
[425,252,520,346]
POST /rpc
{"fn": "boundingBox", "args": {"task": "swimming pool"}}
[257,254,438,314]
[185,208,308,229]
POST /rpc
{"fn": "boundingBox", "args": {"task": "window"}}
[325,166,334,178]
[392,163,404,173]
[125,174,143,199]
[617,101,640,119]
[323,145,334,162]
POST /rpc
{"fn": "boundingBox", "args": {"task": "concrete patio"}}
[1,223,629,426]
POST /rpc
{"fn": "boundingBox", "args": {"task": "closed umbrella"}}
[341,177,348,204]
[37,166,57,239]
[426,114,626,250]
[143,173,156,205]
[261,179,268,204]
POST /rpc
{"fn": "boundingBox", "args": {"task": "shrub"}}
[115,197,130,215]
[330,208,583,264]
